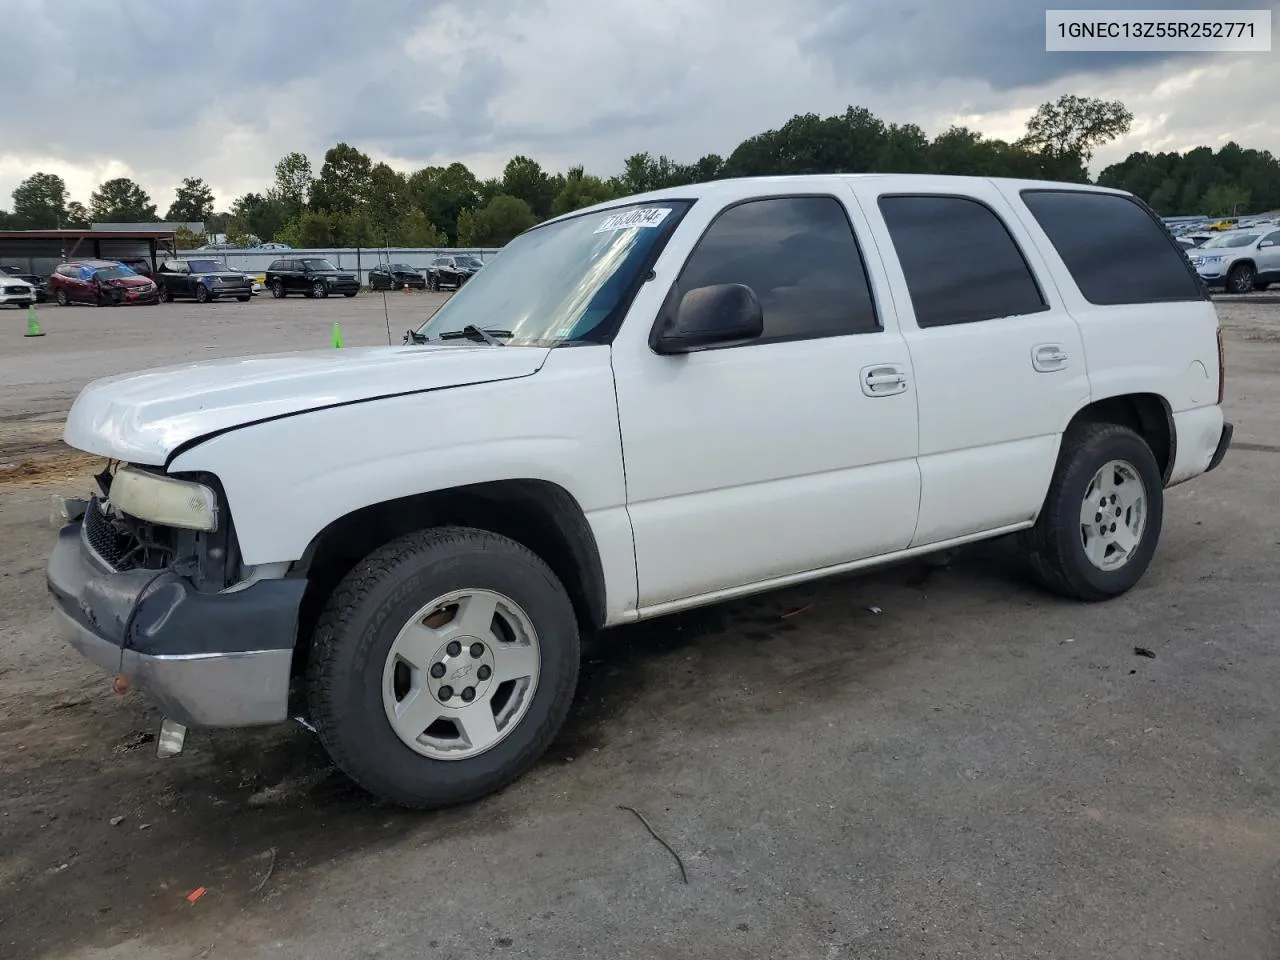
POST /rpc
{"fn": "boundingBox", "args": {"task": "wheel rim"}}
[381,588,541,761]
[197,286,208,302]
[313,282,324,296]
[1079,459,1148,572]
[272,282,284,298]
[56,290,67,305]
[1232,268,1253,293]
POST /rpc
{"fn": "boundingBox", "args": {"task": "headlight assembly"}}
[109,466,219,532]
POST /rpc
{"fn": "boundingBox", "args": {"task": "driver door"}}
[610,189,922,610]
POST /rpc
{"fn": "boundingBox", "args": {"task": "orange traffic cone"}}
[403,282,411,295]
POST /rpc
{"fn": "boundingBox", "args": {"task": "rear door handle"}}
[1032,343,1068,372]
[861,364,909,397]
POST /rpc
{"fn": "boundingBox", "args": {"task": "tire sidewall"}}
[1055,429,1164,596]
[311,533,580,805]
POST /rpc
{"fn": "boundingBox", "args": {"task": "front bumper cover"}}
[46,519,306,727]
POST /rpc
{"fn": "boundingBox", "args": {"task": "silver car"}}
[1185,227,1280,293]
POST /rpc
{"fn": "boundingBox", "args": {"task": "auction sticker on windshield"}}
[594,207,672,233]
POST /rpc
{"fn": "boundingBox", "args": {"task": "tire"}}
[1227,262,1255,294]
[236,295,251,302]
[343,291,357,298]
[311,281,328,299]
[307,526,581,809]
[56,289,68,306]
[271,280,286,299]
[158,284,172,303]
[195,284,210,303]
[427,274,438,291]
[1019,423,1164,602]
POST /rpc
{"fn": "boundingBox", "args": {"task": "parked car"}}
[425,255,483,291]
[1185,227,1280,293]
[155,258,253,303]
[48,260,158,306]
[0,271,38,308]
[254,242,292,250]
[368,263,426,291]
[1176,233,1213,250]
[47,175,1231,809]
[1,264,47,302]
[265,257,359,298]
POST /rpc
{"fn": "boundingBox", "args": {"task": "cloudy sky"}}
[1,0,1276,212]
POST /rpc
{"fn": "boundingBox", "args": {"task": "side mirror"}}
[652,283,764,355]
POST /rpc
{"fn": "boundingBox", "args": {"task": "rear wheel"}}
[236,295,251,302]
[1020,423,1163,601]
[1227,262,1256,294]
[343,290,358,298]
[55,289,68,306]
[158,284,172,303]
[271,280,286,299]
[307,526,580,809]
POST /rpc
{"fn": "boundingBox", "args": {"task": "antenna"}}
[380,235,392,345]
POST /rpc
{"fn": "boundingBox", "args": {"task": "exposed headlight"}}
[109,466,219,532]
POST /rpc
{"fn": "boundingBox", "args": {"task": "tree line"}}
[2,95,1277,249]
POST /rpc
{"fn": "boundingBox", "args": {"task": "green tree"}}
[230,191,288,243]
[11,172,69,228]
[457,195,536,246]
[174,225,206,249]
[367,162,411,240]
[311,143,373,215]
[408,163,480,243]
[1201,183,1251,217]
[90,177,157,222]
[166,176,215,222]
[394,207,447,246]
[274,152,313,215]
[64,201,90,227]
[1018,94,1133,168]
[281,209,336,247]
[501,155,557,219]
[551,165,616,215]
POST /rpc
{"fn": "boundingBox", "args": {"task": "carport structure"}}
[0,228,179,279]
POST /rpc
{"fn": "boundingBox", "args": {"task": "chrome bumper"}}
[46,519,305,728]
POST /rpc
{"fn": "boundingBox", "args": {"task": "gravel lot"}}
[1,293,1278,960]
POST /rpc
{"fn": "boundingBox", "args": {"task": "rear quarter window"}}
[1020,190,1206,306]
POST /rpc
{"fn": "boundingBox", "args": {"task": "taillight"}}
[1216,326,1225,405]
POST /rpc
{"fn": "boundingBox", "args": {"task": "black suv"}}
[265,258,359,298]
[155,258,253,303]
[425,255,483,291]
[368,263,426,291]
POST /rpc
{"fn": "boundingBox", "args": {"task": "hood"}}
[310,270,355,278]
[104,275,152,287]
[197,270,250,279]
[63,344,549,465]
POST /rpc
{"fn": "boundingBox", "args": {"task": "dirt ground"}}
[1,293,1279,960]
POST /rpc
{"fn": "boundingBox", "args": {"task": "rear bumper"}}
[1205,421,1233,474]
[1168,406,1228,486]
[46,518,305,727]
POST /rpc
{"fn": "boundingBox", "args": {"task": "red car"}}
[49,260,159,306]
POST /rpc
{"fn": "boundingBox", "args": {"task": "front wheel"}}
[1227,262,1256,294]
[343,290,357,298]
[236,295,251,302]
[307,527,580,809]
[311,281,328,298]
[195,284,211,303]
[1020,423,1163,601]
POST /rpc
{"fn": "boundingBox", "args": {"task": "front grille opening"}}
[82,498,178,572]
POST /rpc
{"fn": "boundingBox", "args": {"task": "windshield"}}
[186,259,221,273]
[1200,232,1259,249]
[303,258,338,271]
[413,201,691,346]
[455,256,483,269]
[94,265,135,280]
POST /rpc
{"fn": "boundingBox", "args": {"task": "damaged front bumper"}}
[46,515,306,728]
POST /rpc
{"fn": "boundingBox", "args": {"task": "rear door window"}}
[877,194,1048,328]
[1020,190,1205,305]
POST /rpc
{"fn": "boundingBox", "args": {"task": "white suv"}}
[47,175,1232,808]
[1186,226,1280,293]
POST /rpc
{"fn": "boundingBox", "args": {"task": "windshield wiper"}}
[438,325,511,346]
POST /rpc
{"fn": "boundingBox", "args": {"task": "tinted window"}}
[676,195,879,343]
[878,195,1047,328]
[268,260,284,271]
[1021,190,1204,305]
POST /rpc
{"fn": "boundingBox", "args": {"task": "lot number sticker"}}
[594,208,671,233]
